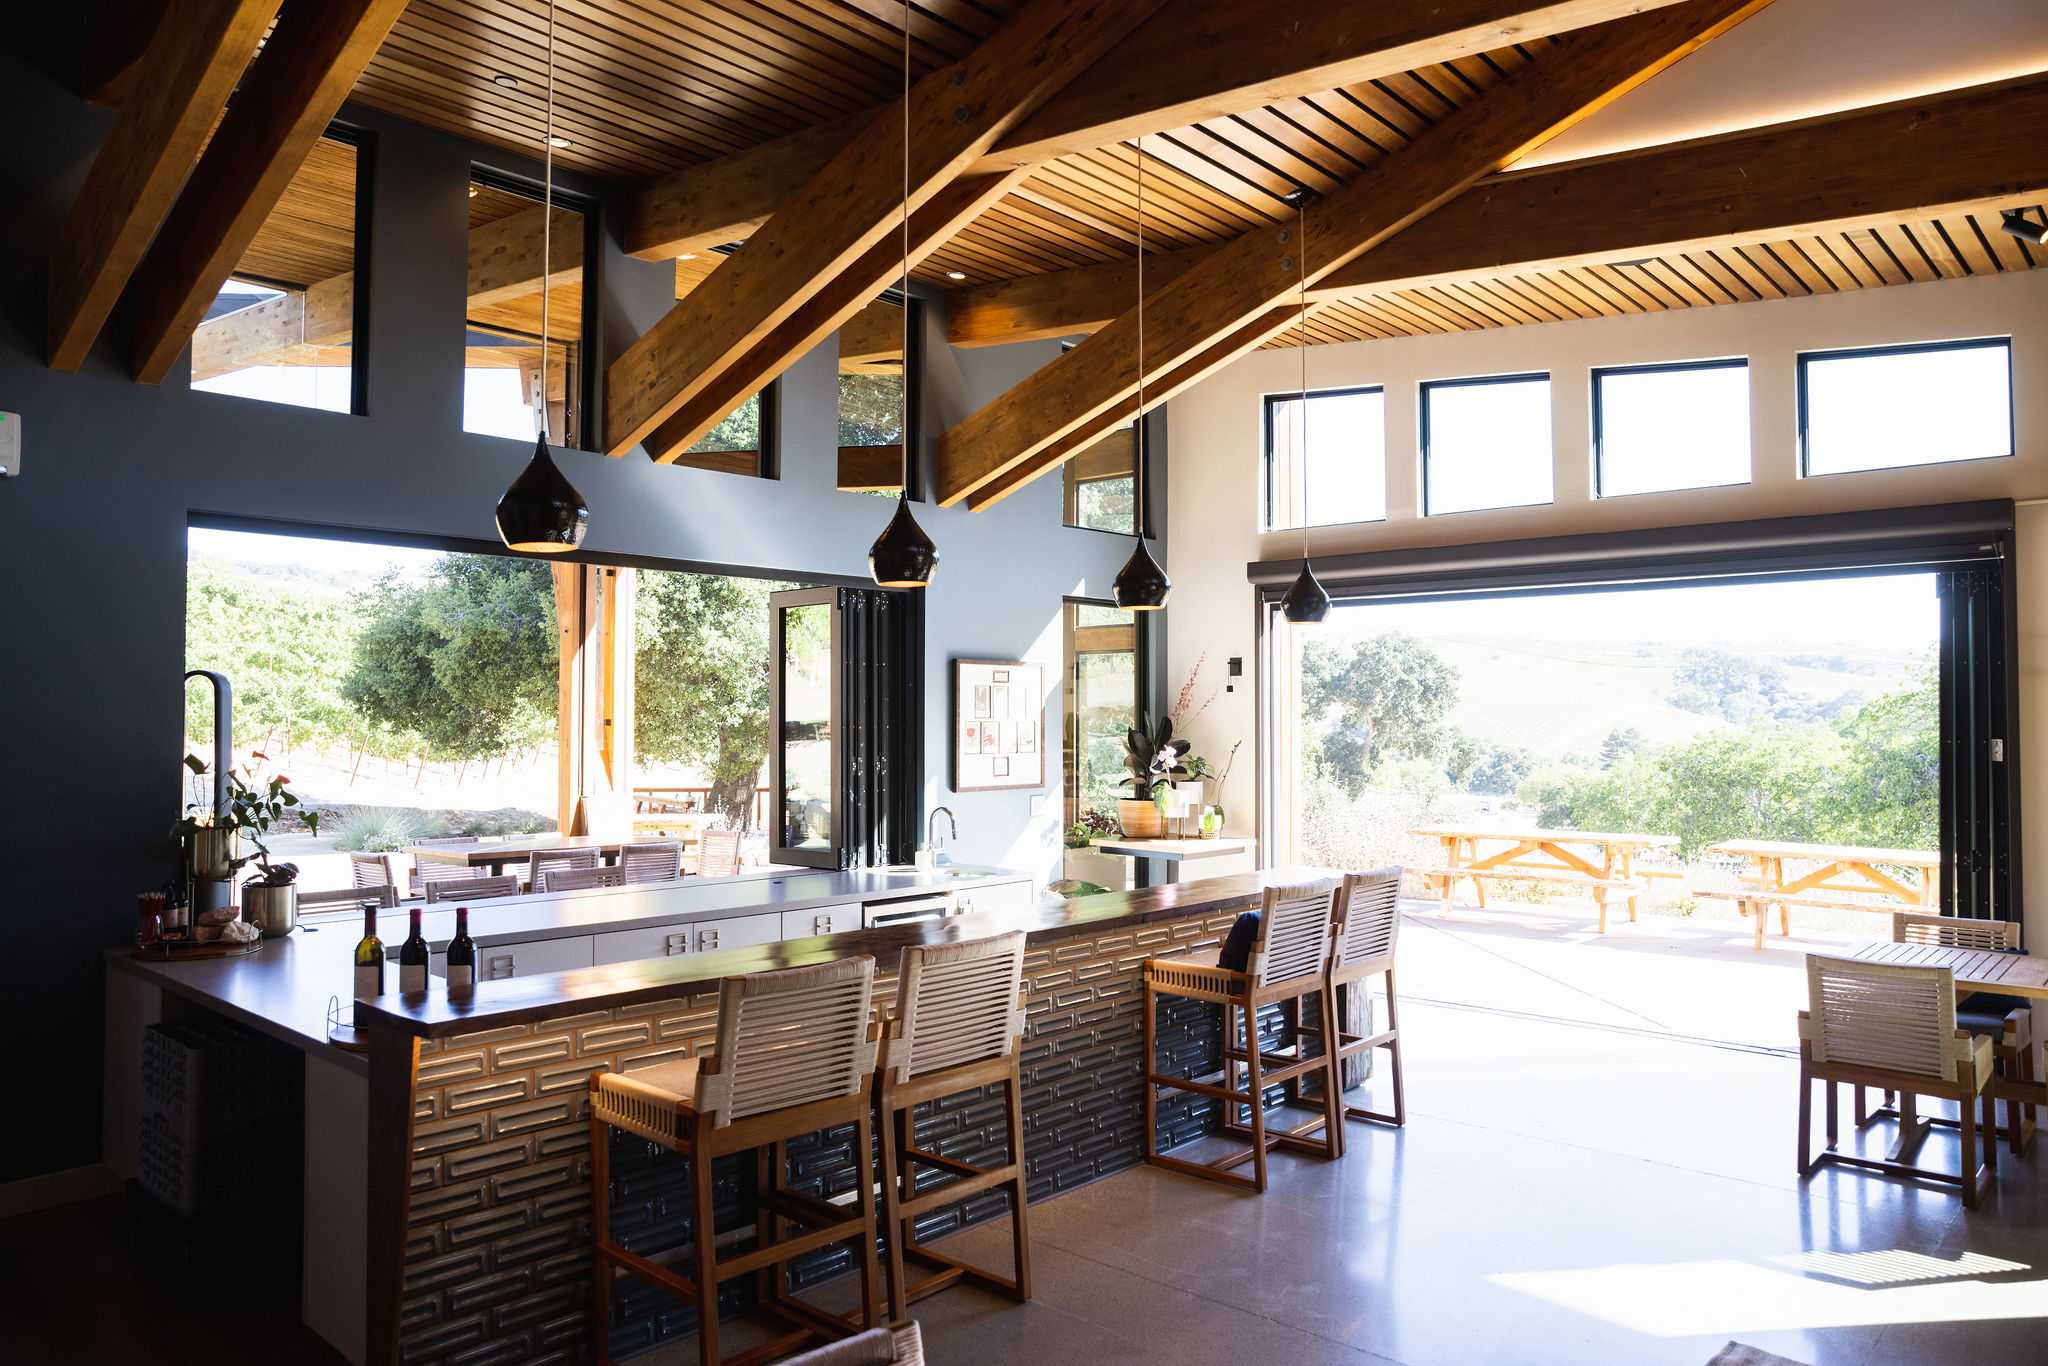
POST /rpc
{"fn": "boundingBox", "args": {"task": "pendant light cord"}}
[1133,136,1145,541]
[899,2,911,500]
[1296,192,1310,563]
[537,0,555,435]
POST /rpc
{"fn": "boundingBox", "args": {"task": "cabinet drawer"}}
[953,878,1034,916]
[692,914,781,955]
[779,903,861,941]
[593,924,694,965]
[476,935,594,981]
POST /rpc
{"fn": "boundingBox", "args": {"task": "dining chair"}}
[620,840,684,884]
[588,957,883,1365]
[348,852,399,903]
[1798,954,1996,1207]
[527,846,599,891]
[425,873,520,903]
[536,864,623,893]
[696,828,743,878]
[1873,912,2038,1155]
[1141,881,1346,1191]
[411,859,483,900]
[1328,866,1406,1128]
[299,884,397,912]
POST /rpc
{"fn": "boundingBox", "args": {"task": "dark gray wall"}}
[0,40,1163,1183]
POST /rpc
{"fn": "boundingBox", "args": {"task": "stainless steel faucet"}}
[926,806,958,862]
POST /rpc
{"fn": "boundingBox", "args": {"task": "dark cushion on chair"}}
[1218,911,1260,972]
[1959,996,2033,1035]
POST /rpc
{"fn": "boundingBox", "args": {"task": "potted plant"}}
[1196,740,1242,839]
[175,754,319,938]
[1061,808,1128,888]
[1117,717,1189,838]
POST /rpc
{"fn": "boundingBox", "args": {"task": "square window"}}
[1264,387,1386,529]
[1594,360,1750,497]
[1422,374,1551,516]
[1799,339,2013,476]
[464,177,586,446]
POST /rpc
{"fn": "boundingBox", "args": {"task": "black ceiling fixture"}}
[868,2,938,589]
[1999,207,2048,246]
[1113,134,1170,613]
[495,0,588,555]
[1280,188,1329,625]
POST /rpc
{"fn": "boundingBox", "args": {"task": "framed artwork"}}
[952,658,1046,792]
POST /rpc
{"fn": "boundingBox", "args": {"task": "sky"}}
[188,525,441,584]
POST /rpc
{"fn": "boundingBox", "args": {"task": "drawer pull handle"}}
[814,915,831,934]
[487,954,515,980]
[700,929,720,949]
[665,933,688,955]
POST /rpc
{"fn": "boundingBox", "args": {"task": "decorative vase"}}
[189,825,240,880]
[1117,797,1164,838]
[242,880,298,938]
[1199,805,1223,839]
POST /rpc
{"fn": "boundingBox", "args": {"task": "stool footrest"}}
[898,1162,1020,1221]
[901,1144,980,1179]
[904,1240,1025,1298]
[722,1214,868,1280]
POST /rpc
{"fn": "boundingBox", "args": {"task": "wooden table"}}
[1840,940,2047,1161]
[1410,825,1673,932]
[1707,839,1939,944]
[409,834,629,878]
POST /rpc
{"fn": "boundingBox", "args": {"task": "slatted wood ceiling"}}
[236,135,357,288]
[339,4,2045,345]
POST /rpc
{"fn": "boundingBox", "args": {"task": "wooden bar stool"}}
[1330,867,1406,1128]
[874,932,1032,1320]
[1142,882,1345,1192]
[588,957,884,1366]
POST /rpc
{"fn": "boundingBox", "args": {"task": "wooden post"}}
[551,563,587,835]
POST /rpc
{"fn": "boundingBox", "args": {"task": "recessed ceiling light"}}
[547,135,572,149]
[491,73,520,88]
[467,184,479,198]
[945,270,967,281]
[2000,208,2048,246]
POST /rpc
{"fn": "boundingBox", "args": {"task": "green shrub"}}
[328,806,440,851]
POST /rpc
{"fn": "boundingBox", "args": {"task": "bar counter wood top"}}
[353,867,1314,1039]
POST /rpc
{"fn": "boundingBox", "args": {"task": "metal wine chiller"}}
[184,669,236,918]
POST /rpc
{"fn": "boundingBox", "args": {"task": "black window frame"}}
[1419,371,1553,518]
[1797,337,2016,479]
[834,290,923,495]
[1591,356,1751,500]
[1060,596,1151,826]
[1261,383,1387,532]
[463,163,601,451]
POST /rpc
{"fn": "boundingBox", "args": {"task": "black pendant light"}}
[1113,136,1170,613]
[496,0,588,555]
[868,2,937,588]
[1281,190,1329,625]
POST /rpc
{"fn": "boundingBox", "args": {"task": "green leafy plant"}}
[1122,716,1190,800]
[1064,808,1120,849]
[173,752,318,884]
[328,805,434,852]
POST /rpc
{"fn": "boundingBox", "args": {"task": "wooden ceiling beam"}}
[837,297,907,367]
[621,0,1695,262]
[127,0,410,384]
[943,74,2048,348]
[933,0,1777,508]
[48,0,281,371]
[605,0,1161,458]
[641,170,1026,462]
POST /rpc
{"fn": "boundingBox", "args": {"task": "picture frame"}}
[952,658,1046,792]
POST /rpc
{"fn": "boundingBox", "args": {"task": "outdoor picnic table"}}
[408,833,628,878]
[1409,824,1676,932]
[1708,838,1939,908]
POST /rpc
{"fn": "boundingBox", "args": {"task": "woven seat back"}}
[1334,867,1403,972]
[621,840,683,884]
[539,864,624,893]
[705,956,878,1125]
[891,932,1027,1083]
[425,874,520,902]
[698,828,743,876]
[1253,882,1337,989]
[350,852,396,891]
[1805,955,1962,1081]
[528,847,599,888]
[1893,911,2020,952]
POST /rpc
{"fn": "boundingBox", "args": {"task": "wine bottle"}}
[400,907,429,994]
[354,904,385,999]
[446,907,476,997]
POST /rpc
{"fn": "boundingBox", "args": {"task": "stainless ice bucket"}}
[242,881,298,939]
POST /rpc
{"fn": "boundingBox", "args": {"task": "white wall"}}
[1165,267,2048,941]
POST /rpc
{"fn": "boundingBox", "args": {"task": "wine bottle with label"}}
[400,907,429,994]
[446,907,476,997]
[354,904,385,999]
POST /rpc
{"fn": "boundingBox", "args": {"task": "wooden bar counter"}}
[351,870,1308,1366]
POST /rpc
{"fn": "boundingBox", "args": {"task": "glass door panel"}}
[770,587,841,867]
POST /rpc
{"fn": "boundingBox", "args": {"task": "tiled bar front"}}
[388,903,1251,1364]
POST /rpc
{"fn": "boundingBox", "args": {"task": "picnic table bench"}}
[1409,825,1675,934]
[1702,839,1940,949]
